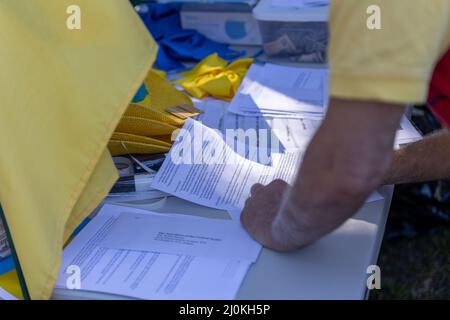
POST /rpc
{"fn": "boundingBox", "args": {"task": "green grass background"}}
[371,227,450,299]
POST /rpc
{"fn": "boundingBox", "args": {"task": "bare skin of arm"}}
[241,98,405,251]
[383,129,450,185]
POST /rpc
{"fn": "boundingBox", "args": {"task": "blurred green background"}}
[371,226,450,299]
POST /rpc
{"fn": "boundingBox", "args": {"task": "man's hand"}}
[241,98,405,251]
[240,180,293,251]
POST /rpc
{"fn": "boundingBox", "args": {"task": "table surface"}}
[91,185,392,300]
[54,55,394,300]
[220,52,392,299]
[237,185,394,300]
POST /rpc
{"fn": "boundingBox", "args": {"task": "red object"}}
[428,49,450,129]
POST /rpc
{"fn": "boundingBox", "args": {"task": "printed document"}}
[229,64,328,119]
[152,119,302,211]
[100,209,261,262]
[55,204,252,300]
[151,119,383,212]
[194,97,321,153]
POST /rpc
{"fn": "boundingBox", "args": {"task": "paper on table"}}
[152,119,302,211]
[252,64,326,113]
[151,119,383,214]
[100,210,261,262]
[194,97,322,153]
[194,98,277,163]
[56,204,251,300]
[229,64,328,119]
[271,115,421,151]
[0,287,18,300]
[395,116,422,148]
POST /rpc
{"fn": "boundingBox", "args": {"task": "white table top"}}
[237,186,393,300]
[53,53,396,300]
[98,185,393,300]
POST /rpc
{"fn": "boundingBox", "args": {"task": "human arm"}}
[241,98,405,251]
[383,129,450,185]
[241,0,450,251]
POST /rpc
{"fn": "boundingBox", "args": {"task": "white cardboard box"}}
[181,7,262,45]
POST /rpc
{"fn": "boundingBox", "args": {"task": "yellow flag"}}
[0,0,157,299]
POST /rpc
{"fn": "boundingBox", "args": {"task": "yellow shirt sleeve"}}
[329,0,450,104]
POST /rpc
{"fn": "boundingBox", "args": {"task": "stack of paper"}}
[55,204,261,300]
[395,117,423,148]
[196,97,422,152]
[228,63,328,119]
[194,97,322,154]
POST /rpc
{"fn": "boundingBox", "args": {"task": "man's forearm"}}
[383,129,450,185]
[271,99,405,249]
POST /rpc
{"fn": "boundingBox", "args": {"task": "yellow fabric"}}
[0,270,22,300]
[151,135,174,144]
[176,54,254,101]
[109,69,193,156]
[0,0,157,299]
[126,103,185,127]
[109,132,171,156]
[109,141,170,156]
[152,69,167,79]
[64,150,119,241]
[111,132,172,147]
[329,0,450,104]
[137,70,193,125]
[116,116,177,137]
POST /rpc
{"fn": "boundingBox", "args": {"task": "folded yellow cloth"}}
[111,132,172,147]
[110,69,193,156]
[109,132,171,156]
[108,140,170,156]
[116,116,177,137]
[175,54,254,101]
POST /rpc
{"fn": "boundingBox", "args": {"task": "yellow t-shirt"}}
[329,0,450,104]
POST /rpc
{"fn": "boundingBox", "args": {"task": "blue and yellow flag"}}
[0,0,157,299]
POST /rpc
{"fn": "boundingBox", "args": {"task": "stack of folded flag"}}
[109,70,197,156]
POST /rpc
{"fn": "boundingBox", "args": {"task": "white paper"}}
[0,287,17,300]
[194,97,320,155]
[395,116,422,148]
[229,64,328,119]
[56,204,251,300]
[152,119,383,213]
[100,210,261,262]
[152,119,302,211]
[194,98,275,163]
[270,117,321,150]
